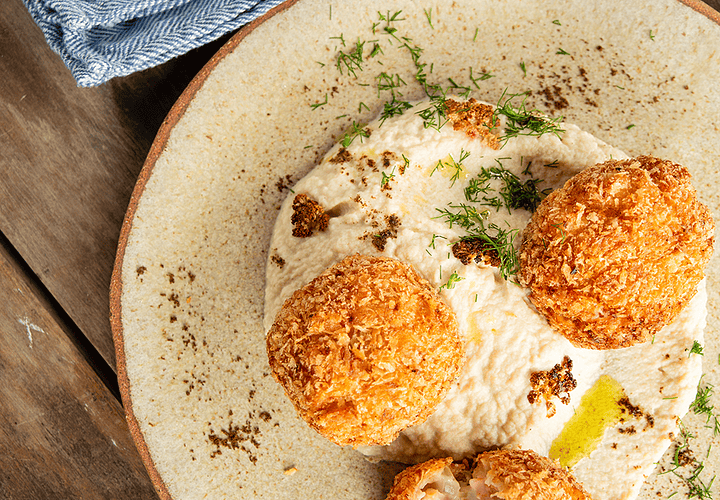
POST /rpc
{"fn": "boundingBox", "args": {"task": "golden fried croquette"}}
[520,156,714,349]
[386,449,591,500]
[386,457,456,500]
[266,254,463,447]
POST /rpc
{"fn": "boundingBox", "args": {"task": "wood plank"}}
[0,238,158,499]
[0,0,230,369]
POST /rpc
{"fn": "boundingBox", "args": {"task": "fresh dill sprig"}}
[448,78,472,99]
[424,8,434,29]
[520,157,531,175]
[381,167,396,188]
[416,94,449,130]
[435,203,488,231]
[379,95,413,126]
[439,270,464,290]
[464,159,549,213]
[690,384,715,424]
[402,154,410,171]
[336,39,366,77]
[368,42,384,58]
[473,27,479,42]
[310,93,329,110]
[493,89,565,145]
[431,150,470,186]
[461,224,520,281]
[520,61,527,77]
[450,149,471,185]
[330,33,346,47]
[376,72,407,97]
[690,340,705,357]
[552,19,562,25]
[434,204,520,280]
[377,10,405,38]
[469,67,494,88]
[650,29,656,41]
[340,121,370,147]
[358,101,370,113]
[373,10,449,130]
[429,233,447,249]
[556,48,570,55]
[661,420,717,500]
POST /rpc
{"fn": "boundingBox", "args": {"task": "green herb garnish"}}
[336,39,366,77]
[429,233,447,249]
[464,159,549,213]
[376,72,407,97]
[340,121,370,147]
[660,421,716,500]
[381,167,396,188]
[448,78,471,99]
[493,89,565,145]
[690,340,705,357]
[424,8,434,29]
[379,95,413,126]
[435,203,520,280]
[440,270,464,290]
[310,93,328,110]
[469,67,494,87]
[431,149,470,186]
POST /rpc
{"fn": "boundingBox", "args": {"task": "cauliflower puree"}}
[263,97,706,500]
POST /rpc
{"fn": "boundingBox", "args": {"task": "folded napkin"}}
[22,0,287,87]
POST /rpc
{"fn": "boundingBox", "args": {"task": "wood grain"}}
[0,239,158,499]
[0,0,232,370]
[706,0,720,11]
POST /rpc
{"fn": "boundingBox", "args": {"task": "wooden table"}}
[1,0,719,498]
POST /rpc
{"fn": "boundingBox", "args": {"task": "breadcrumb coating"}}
[266,254,463,447]
[386,457,455,500]
[385,449,591,500]
[445,98,500,149]
[475,449,591,500]
[520,156,714,349]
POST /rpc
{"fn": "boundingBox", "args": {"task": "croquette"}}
[386,449,591,500]
[266,254,463,447]
[519,156,714,349]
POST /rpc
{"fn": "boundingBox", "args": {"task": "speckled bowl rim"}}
[109,2,300,498]
[109,1,720,498]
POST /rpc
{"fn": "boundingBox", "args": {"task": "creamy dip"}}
[263,97,705,500]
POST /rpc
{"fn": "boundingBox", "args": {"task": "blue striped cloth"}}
[22,0,287,87]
